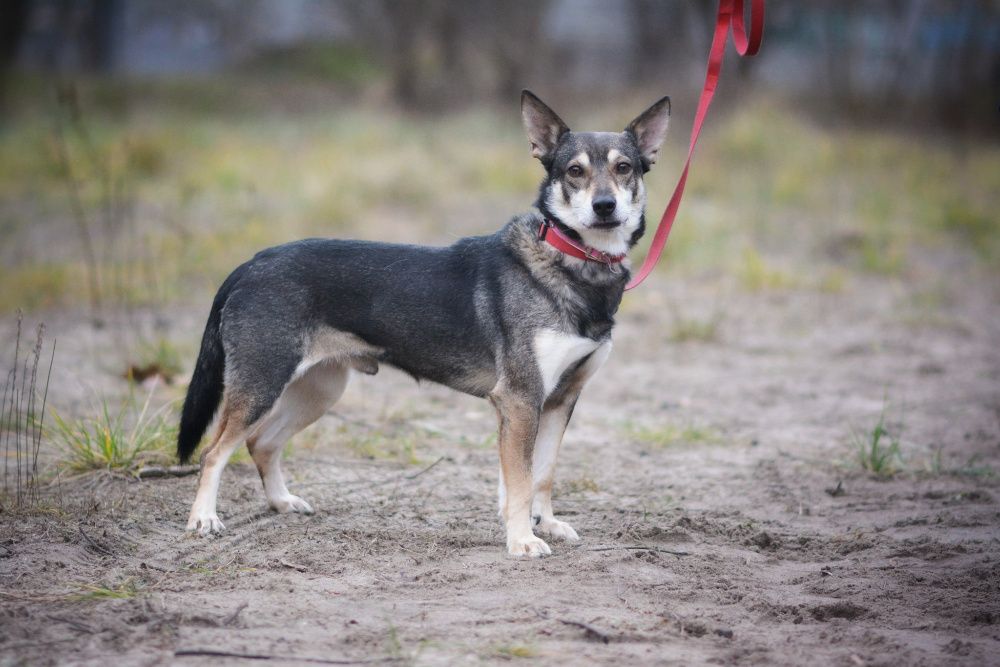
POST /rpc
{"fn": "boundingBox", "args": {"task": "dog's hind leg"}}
[246,360,349,515]
[186,402,249,535]
[531,341,612,542]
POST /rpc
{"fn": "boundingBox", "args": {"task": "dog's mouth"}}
[589,220,622,231]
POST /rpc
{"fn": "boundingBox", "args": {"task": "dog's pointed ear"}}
[626,96,670,169]
[521,90,569,163]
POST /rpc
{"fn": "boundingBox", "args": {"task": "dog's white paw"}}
[535,518,580,542]
[507,534,552,558]
[187,512,225,536]
[270,494,314,515]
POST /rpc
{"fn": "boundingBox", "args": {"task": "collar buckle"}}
[537,219,551,240]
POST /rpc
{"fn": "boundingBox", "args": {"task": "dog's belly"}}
[382,351,496,398]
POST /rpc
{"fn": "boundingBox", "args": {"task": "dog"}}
[177,90,670,557]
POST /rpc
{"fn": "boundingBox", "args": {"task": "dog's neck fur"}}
[502,212,628,339]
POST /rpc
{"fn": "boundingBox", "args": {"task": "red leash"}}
[625,0,765,291]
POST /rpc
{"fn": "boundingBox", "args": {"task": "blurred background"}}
[0,0,998,377]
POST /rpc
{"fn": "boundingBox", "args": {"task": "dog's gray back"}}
[215,213,624,426]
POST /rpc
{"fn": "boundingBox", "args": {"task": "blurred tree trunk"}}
[85,0,121,72]
[385,0,423,107]
[929,0,998,132]
[360,0,550,109]
[376,0,465,109]
[822,4,860,114]
[489,0,550,101]
[0,0,28,71]
[629,0,672,84]
[688,0,718,57]
[0,0,29,113]
[437,2,463,85]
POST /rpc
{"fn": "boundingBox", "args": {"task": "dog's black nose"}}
[592,196,616,217]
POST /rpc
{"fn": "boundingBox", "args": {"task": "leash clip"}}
[585,248,609,265]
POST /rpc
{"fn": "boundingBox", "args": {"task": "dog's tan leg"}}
[186,404,247,536]
[247,361,348,515]
[531,341,613,542]
[491,390,547,557]
[497,462,507,517]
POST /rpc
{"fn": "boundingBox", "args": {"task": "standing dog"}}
[178,91,670,557]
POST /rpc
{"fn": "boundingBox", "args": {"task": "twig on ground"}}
[222,602,249,627]
[78,526,112,556]
[404,456,445,480]
[777,449,831,466]
[297,456,449,491]
[279,558,308,573]
[45,615,96,634]
[138,561,171,573]
[558,619,612,644]
[324,410,379,430]
[2,638,78,651]
[135,464,200,479]
[174,649,399,664]
[587,545,689,557]
[0,590,75,603]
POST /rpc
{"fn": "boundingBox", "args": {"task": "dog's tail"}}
[177,265,245,463]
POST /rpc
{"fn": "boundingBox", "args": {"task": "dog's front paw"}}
[186,512,225,536]
[270,494,314,515]
[507,534,552,558]
[535,518,580,542]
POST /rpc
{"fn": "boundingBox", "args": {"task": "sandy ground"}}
[2,268,999,666]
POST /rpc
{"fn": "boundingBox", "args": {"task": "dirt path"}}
[2,272,999,666]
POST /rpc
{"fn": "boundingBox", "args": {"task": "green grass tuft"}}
[68,578,141,601]
[49,389,177,473]
[854,408,902,477]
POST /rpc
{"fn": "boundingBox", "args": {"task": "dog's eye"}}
[615,162,632,175]
[567,165,584,178]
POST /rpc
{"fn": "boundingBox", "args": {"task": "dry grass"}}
[48,385,177,473]
[1,313,56,508]
[1,82,997,485]
[2,89,997,320]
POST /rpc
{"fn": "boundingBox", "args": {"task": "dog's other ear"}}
[521,90,570,163]
[626,96,671,169]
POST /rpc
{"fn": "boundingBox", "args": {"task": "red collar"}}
[537,219,626,265]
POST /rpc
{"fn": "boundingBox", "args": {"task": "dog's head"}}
[522,90,670,257]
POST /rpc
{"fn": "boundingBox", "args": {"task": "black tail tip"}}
[176,431,199,465]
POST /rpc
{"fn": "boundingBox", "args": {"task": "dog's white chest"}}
[533,329,602,396]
